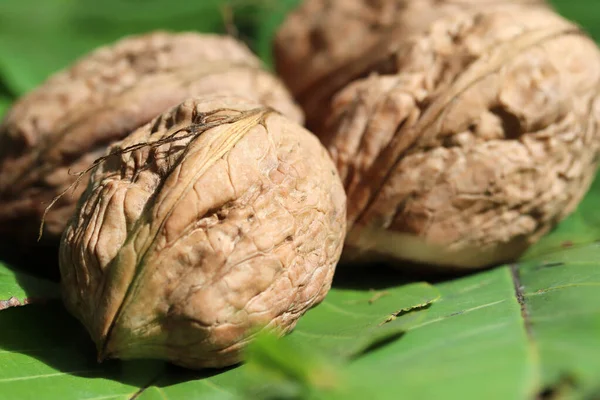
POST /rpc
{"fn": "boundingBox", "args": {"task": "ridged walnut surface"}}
[59,96,346,368]
[284,5,600,268]
[275,0,548,130]
[0,31,302,246]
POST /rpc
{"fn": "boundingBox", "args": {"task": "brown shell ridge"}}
[296,20,402,127]
[410,26,582,151]
[295,2,554,127]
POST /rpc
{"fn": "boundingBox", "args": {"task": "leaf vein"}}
[525,282,600,296]
[0,370,95,383]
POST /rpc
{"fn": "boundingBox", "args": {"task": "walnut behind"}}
[320,7,600,268]
[0,31,302,250]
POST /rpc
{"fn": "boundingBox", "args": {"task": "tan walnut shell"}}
[275,0,548,131]
[281,5,600,269]
[0,31,302,246]
[59,96,346,369]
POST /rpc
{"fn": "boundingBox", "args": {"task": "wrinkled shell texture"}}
[0,31,302,245]
[59,96,346,368]
[278,4,600,268]
[275,0,548,129]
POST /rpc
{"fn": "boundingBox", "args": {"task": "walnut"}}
[278,4,600,268]
[275,0,548,130]
[59,96,346,368]
[0,31,302,247]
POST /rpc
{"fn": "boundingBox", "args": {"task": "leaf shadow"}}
[0,254,60,313]
[0,301,237,390]
[350,331,407,360]
[155,363,240,387]
[332,259,481,291]
[0,238,61,282]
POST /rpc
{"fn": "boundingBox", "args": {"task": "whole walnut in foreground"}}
[275,0,548,130]
[278,4,600,269]
[59,96,346,368]
[0,31,302,248]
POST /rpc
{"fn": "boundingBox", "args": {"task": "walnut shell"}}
[0,31,302,247]
[59,96,346,369]
[275,0,548,130]
[321,7,600,268]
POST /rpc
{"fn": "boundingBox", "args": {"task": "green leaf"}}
[243,266,536,400]
[0,262,59,310]
[255,245,600,400]
[0,302,168,400]
[0,277,437,399]
[519,245,600,396]
[286,282,438,360]
[242,332,343,400]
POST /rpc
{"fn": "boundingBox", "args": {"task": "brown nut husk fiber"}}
[277,4,600,269]
[275,0,548,130]
[0,31,302,247]
[59,96,346,369]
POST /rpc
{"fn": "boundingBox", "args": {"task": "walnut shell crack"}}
[59,96,346,368]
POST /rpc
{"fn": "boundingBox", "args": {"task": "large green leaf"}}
[242,243,600,399]
[0,303,168,400]
[0,279,439,400]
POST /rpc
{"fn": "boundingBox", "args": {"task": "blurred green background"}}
[0,0,300,114]
[0,0,597,117]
